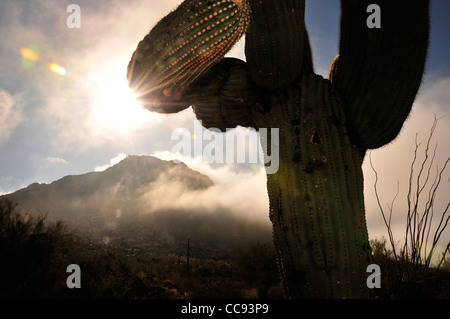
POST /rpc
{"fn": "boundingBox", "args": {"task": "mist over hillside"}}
[1,155,272,254]
[2,155,213,218]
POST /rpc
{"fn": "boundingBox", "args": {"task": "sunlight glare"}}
[94,75,148,131]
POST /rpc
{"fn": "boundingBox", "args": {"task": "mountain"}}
[0,155,272,254]
[1,155,214,221]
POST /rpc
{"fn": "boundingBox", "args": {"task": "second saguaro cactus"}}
[127,0,429,298]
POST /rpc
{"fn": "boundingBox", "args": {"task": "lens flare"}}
[48,63,68,76]
[20,44,40,68]
[20,48,40,61]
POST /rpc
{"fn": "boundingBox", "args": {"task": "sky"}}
[0,0,449,261]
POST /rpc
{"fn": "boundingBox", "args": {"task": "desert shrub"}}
[232,242,280,298]
[369,117,450,298]
[371,238,450,299]
[0,200,70,298]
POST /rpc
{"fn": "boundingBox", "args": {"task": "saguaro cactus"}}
[127,0,429,298]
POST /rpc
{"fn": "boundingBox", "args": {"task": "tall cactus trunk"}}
[254,73,372,298]
[127,0,429,299]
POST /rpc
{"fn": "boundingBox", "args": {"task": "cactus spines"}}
[245,0,313,90]
[192,58,256,131]
[330,0,429,149]
[252,72,371,298]
[128,0,429,298]
[127,0,250,113]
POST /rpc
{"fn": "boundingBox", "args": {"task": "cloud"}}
[418,73,450,114]
[38,157,69,173]
[0,89,23,144]
[149,150,270,224]
[45,157,68,165]
[94,153,127,172]
[0,176,26,196]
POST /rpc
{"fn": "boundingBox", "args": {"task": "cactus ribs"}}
[127,0,429,298]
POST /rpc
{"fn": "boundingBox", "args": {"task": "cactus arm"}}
[126,0,250,114]
[245,0,313,91]
[329,0,430,149]
[191,58,257,131]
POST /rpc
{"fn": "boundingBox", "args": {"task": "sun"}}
[87,55,164,133]
[92,73,148,131]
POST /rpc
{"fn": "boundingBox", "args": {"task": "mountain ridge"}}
[0,154,272,255]
[0,155,214,219]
